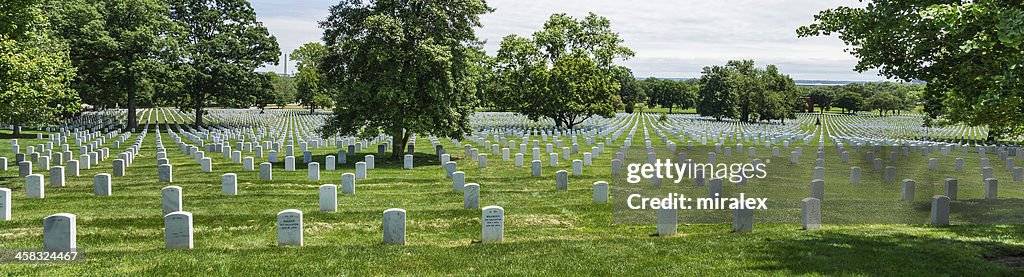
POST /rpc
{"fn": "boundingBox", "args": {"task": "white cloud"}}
[252,0,882,81]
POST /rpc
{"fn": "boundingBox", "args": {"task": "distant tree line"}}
[803,82,923,116]
[0,0,281,130]
[800,0,1024,140]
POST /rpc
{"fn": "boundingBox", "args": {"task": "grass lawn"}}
[0,110,1021,275]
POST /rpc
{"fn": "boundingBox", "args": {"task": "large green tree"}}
[798,0,1024,140]
[756,65,800,122]
[0,0,80,135]
[833,89,864,114]
[47,0,179,129]
[612,66,644,113]
[642,78,695,114]
[697,60,798,122]
[292,42,329,114]
[865,91,902,116]
[492,13,634,129]
[318,0,492,159]
[264,72,295,109]
[163,0,280,127]
[696,65,739,121]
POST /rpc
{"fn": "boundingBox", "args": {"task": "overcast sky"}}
[251,0,882,81]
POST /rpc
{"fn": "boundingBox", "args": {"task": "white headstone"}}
[930,195,950,226]
[43,213,76,251]
[944,178,958,201]
[50,166,65,187]
[308,162,320,181]
[94,173,112,196]
[733,208,754,233]
[850,167,861,185]
[67,160,79,177]
[902,179,916,201]
[481,206,504,243]
[26,174,44,198]
[18,161,31,177]
[708,178,723,198]
[159,164,173,183]
[532,160,542,177]
[243,157,254,171]
[285,156,295,171]
[162,186,183,215]
[320,184,338,212]
[885,166,896,183]
[222,173,238,195]
[453,171,465,191]
[355,162,367,179]
[383,208,406,245]
[164,211,194,249]
[115,159,127,176]
[341,173,356,194]
[555,170,568,190]
[464,183,480,209]
[593,181,609,203]
[277,209,304,246]
[656,207,677,236]
[802,197,821,230]
[444,161,456,178]
[984,178,998,200]
[810,179,825,200]
[0,188,10,221]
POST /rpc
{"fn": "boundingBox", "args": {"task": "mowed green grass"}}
[0,112,1022,276]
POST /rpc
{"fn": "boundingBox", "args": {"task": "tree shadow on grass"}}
[105,230,1024,275]
[749,229,1023,276]
[266,153,445,170]
[908,199,1024,224]
[0,132,42,139]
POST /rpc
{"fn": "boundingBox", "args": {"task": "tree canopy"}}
[0,0,80,135]
[800,82,922,115]
[318,0,492,159]
[491,13,634,129]
[162,0,280,127]
[612,66,644,113]
[292,42,330,114]
[265,72,296,109]
[46,0,179,129]
[697,60,799,123]
[799,0,1024,139]
[641,77,695,114]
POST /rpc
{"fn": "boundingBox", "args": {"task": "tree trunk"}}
[309,105,315,115]
[669,105,674,114]
[194,107,204,127]
[390,129,409,159]
[13,123,21,136]
[127,83,137,130]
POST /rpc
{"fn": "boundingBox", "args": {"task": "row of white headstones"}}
[5,126,616,250]
[7,110,1003,251]
[10,116,632,251]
